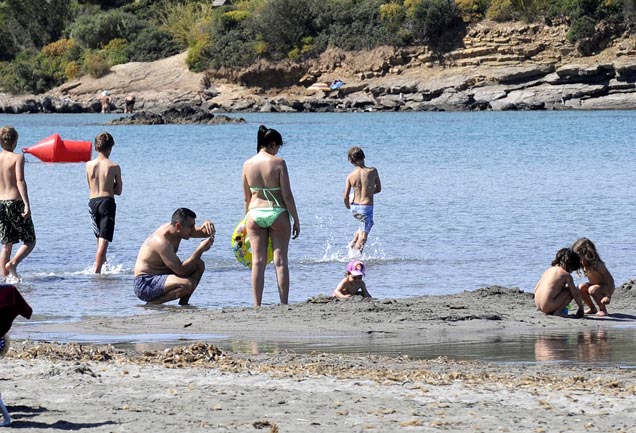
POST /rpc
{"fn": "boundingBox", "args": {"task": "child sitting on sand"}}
[332,260,372,300]
[572,237,615,316]
[534,248,585,318]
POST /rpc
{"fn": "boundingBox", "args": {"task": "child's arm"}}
[242,166,251,215]
[373,168,381,194]
[15,155,31,218]
[343,176,352,209]
[279,160,300,239]
[333,278,351,300]
[566,274,585,317]
[113,165,123,196]
[359,281,372,298]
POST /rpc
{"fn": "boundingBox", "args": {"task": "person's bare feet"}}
[4,262,18,278]
[596,310,609,317]
[584,308,597,315]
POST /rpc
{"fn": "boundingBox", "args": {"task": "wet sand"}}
[3,285,636,432]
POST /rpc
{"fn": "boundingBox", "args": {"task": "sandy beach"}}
[3,285,636,432]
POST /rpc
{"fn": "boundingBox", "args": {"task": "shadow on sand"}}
[6,405,117,430]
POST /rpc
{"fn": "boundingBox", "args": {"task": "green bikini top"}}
[250,186,282,207]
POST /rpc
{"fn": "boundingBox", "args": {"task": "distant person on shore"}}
[124,94,136,113]
[86,132,122,274]
[534,248,585,318]
[332,260,372,300]
[0,126,36,281]
[100,90,111,113]
[242,125,300,307]
[344,146,381,252]
[133,208,215,305]
[572,237,615,316]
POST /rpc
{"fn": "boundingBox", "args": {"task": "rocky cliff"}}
[2,21,636,114]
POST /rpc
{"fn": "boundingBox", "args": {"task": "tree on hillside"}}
[250,0,319,60]
[69,9,144,49]
[408,0,463,44]
[0,0,74,55]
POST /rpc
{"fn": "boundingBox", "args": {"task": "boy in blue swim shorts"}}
[344,146,381,252]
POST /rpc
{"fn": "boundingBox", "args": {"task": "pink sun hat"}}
[347,260,365,277]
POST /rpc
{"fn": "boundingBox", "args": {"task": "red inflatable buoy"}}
[22,134,92,163]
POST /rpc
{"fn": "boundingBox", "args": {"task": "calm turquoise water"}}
[2,111,636,323]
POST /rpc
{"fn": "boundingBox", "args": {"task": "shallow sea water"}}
[22,326,636,367]
[3,111,636,364]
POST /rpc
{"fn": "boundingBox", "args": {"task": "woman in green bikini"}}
[242,125,300,307]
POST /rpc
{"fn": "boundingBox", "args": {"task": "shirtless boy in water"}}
[0,126,36,280]
[343,147,381,251]
[86,132,122,273]
[534,248,585,318]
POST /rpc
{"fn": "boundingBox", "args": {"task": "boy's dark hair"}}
[171,207,196,225]
[257,125,283,152]
[0,126,18,151]
[94,132,114,152]
[348,146,365,163]
[552,248,581,273]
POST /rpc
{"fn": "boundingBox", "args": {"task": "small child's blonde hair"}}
[572,237,602,271]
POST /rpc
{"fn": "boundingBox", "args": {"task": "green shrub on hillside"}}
[380,3,407,31]
[102,38,129,65]
[186,36,213,72]
[313,0,401,50]
[248,0,318,60]
[65,61,81,80]
[567,14,597,39]
[0,38,81,94]
[206,26,259,69]
[0,13,19,61]
[487,0,515,20]
[159,1,215,49]
[0,0,74,54]
[0,50,42,94]
[409,0,463,43]
[126,27,180,62]
[82,51,111,78]
[455,0,490,21]
[70,9,144,49]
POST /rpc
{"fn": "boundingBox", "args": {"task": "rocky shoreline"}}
[2,22,636,116]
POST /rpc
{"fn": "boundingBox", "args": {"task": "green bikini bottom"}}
[248,207,288,228]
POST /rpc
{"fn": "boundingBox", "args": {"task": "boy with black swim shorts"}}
[0,126,36,281]
[86,132,122,273]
